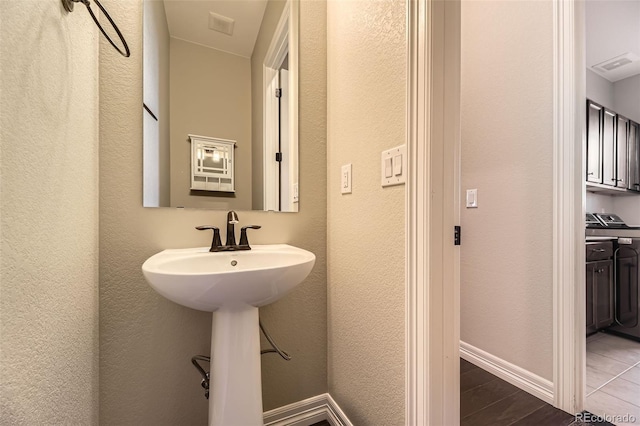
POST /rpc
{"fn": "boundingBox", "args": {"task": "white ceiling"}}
[586,0,640,82]
[163,0,268,58]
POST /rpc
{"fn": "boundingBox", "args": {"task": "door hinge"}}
[454,226,461,246]
[275,152,282,162]
[275,88,282,98]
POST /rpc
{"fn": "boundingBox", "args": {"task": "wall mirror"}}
[143,0,299,212]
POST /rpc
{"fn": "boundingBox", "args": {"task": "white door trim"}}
[461,341,554,404]
[406,0,460,424]
[408,0,588,420]
[263,0,298,212]
[552,0,585,414]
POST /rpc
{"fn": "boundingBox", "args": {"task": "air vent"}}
[208,12,235,36]
[593,53,639,74]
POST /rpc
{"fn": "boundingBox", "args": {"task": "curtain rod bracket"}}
[61,0,75,12]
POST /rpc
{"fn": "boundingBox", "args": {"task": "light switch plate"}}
[341,164,352,194]
[293,183,299,203]
[466,189,478,208]
[381,145,407,187]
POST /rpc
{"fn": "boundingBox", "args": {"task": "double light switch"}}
[381,145,407,187]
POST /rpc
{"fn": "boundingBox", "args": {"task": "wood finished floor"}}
[461,359,613,426]
[312,360,617,425]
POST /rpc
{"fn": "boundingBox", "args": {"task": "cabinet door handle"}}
[596,268,605,273]
[588,172,595,176]
[591,248,606,253]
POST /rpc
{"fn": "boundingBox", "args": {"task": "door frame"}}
[406,0,586,421]
[552,0,585,414]
[405,0,461,423]
[263,0,298,212]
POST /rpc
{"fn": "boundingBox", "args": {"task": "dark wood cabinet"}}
[586,100,640,193]
[586,241,614,335]
[628,121,640,191]
[586,261,614,334]
[603,108,617,186]
[616,115,629,188]
[595,260,615,329]
[586,263,595,334]
[587,101,603,184]
[616,245,639,327]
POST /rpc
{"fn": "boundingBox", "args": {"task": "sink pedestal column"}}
[209,305,263,426]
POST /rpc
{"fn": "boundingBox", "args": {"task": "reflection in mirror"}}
[143,0,299,212]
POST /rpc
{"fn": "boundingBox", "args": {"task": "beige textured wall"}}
[99,0,326,422]
[251,0,287,211]
[0,0,99,424]
[326,0,406,424]
[170,39,252,210]
[460,0,554,380]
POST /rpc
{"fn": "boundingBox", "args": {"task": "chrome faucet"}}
[196,211,261,252]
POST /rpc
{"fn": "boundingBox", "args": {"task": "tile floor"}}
[586,332,640,425]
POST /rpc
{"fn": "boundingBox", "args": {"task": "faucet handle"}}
[196,226,223,252]
[239,225,261,248]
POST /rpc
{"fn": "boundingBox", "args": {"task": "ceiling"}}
[162,0,268,58]
[161,1,640,80]
[586,0,640,82]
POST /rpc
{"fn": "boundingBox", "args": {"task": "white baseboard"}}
[460,341,554,404]
[263,393,353,426]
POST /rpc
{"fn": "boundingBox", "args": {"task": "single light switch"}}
[341,164,352,194]
[466,189,478,208]
[381,145,407,187]
[393,155,402,175]
[293,183,299,203]
[385,158,393,178]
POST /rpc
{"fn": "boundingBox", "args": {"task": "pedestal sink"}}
[142,244,315,426]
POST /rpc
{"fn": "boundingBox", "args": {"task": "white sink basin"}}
[142,244,315,311]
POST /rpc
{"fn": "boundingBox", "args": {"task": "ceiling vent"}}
[590,52,640,82]
[593,52,639,73]
[208,12,235,36]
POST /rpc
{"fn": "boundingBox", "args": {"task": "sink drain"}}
[230,260,237,266]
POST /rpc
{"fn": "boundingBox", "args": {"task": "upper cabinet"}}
[628,121,640,191]
[587,101,603,184]
[601,108,617,186]
[614,113,628,188]
[586,99,640,194]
